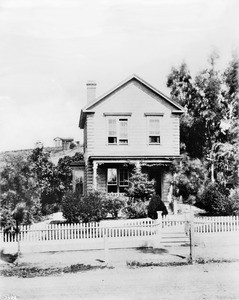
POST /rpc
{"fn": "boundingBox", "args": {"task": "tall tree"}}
[28,147,61,213]
[167,53,239,209]
[0,153,42,227]
[167,62,205,157]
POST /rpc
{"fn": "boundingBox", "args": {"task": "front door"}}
[148,167,162,197]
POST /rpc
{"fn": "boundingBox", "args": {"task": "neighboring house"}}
[72,75,184,207]
[54,137,74,150]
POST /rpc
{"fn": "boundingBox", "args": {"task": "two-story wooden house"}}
[72,75,184,207]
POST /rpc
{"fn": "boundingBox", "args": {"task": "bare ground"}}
[0,261,239,300]
[1,242,239,300]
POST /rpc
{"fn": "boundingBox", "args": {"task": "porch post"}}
[134,160,140,170]
[93,161,98,190]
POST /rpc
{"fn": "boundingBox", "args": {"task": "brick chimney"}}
[86,80,96,104]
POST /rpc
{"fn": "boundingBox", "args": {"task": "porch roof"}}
[89,155,180,165]
[70,160,85,168]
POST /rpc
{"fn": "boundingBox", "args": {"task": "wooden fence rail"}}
[0,219,156,243]
[1,215,239,244]
[194,216,239,233]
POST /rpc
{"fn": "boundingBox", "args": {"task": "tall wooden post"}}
[189,205,195,263]
[153,211,162,248]
[104,231,109,265]
[93,161,98,190]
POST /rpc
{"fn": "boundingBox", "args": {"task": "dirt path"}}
[1,262,239,300]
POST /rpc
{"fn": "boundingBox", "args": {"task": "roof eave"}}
[79,110,95,129]
[79,109,85,129]
[172,110,185,114]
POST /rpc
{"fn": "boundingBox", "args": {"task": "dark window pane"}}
[108,185,117,193]
[108,137,117,144]
[119,169,129,186]
[119,186,127,193]
[149,136,160,144]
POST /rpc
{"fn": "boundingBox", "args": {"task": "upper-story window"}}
[108,118,128,145]
[108,119,117,144]
[148,117,160,144]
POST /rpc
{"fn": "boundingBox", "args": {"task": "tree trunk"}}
[16,225,20,266]
[211,161,215,183]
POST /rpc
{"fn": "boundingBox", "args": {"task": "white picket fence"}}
[0,218,156,243]
[194,216,239,233]
[0,218,160,252]
[1,215,239,252]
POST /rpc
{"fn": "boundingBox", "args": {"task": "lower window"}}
[149,136,160,144]
[107,168,129,194]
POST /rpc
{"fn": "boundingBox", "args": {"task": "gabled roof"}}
[79,74,184,128]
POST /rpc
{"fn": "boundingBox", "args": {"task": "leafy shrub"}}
[102,194,126,218]
[62,191,81,223]
[171,155,205,204]
[123,200,148,219]
[79,192,107,223]
[226,187,239,216]
[196,183,235,216]
[147,195,168,219]
[41,203,60,216]
[0,205,16,229]
[62,191,107,223]
[69,142,77,149]
[124,166,155,201]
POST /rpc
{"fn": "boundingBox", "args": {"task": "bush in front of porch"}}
[102,194,126,219]
[124,166,155,202]
[62,191,107,223]
[62,191,128,223]
[122,200,148,219]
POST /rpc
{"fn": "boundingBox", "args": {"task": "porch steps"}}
[161,231,189,245]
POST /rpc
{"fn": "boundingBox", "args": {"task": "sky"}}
[0,0,238,152]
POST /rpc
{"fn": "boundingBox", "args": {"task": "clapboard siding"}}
[86,162,93,193]
[86,81,180,157]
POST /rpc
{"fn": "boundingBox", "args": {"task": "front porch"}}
[86,157,174,205]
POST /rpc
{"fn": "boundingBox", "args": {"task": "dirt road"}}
[1,262,239,300]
